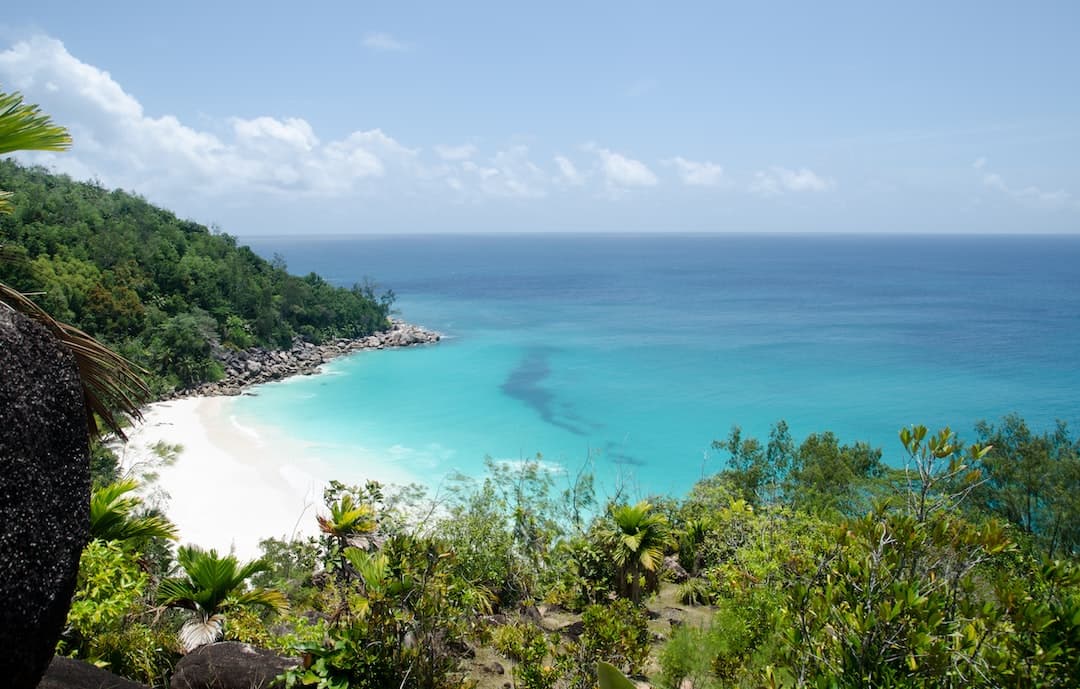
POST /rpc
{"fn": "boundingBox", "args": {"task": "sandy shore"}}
[118,396,332,560]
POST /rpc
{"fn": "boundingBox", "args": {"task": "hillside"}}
[0,159,393,391]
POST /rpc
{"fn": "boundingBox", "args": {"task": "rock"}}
[169,642,298,689]
[559,620,586,640]
[484,662,506,675]
[663,555,689,583]
[37,656,150,689]
[0,309,90,689]
[446,639,475,658]
[171,321,442,400]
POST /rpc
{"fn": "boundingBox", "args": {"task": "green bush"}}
[59,539,177,684]
[580,600,650,678]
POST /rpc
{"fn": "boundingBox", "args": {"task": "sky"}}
[1,1,1078,235]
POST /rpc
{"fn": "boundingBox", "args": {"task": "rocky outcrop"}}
[169,642,298,689]
[172,319,441,398]
[36,656,150,689]
[662,555,689,583]
[0,308,90,689]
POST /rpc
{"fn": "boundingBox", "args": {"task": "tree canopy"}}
[0,158,394,392]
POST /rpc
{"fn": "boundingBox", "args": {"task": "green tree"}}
[600,501,670,604]
[974,414,1080,558]
[788,431,883,515]
[157,546,287,652]
[0,89,149,437]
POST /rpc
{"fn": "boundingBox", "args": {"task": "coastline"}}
[122,320,442,560]
[168,318,441,399]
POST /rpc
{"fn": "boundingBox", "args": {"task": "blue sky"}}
[2,1,1078,234]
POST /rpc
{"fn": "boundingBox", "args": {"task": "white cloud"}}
[584,143,658,194]
[974,158,1075,210]
[750,166,834,196]
[362,32,410,53]
[0,36,416,200]
[232,116,319,152]
[434,143,477,161]
[666,157,725,187]
[553,155,585,186]
[453,145,547,199]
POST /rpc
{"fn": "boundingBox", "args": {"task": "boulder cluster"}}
[174,320,441,398]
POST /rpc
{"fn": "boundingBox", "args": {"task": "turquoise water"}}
[237,234,1080,498]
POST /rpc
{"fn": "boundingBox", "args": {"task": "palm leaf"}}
[90,478,178,542]
[178,614,225,653]
[0,90,72,155]
[597,662,637,689]
[0,281,151,439]
[227,588,289,614]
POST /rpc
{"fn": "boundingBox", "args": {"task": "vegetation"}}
[0,88,149,436]
[157,546,289,652]
[49,417,1080,689]
[0,157,395,393]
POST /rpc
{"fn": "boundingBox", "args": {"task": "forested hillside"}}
[0,159,393,390]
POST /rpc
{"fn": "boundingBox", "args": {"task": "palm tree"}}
[318,493,380,580]
[157,546,287,652]
[89,478,178,545]
[0,87,150,438]
[602,501,670,604]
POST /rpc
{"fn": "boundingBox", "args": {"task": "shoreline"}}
[122,319,442,559]
[168,318,441,399]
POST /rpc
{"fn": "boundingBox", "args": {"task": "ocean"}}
[235,234,1080,500]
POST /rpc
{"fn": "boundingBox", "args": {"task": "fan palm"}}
[89,478,178,545]
[602,501,670,603]
[157,546,287,652]
[0,87,149,438]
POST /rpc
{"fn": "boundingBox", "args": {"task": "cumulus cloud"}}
[750,166,834,196]
[361,32,410,52]
[584,143,657,195]
[434,143,477,161]
[974,158,1075,210]
[666,157,725,187]
[0,35,417,200]
[553,155,585,186]
[453,145,548,199]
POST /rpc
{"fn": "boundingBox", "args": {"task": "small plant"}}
[677,578,711,606]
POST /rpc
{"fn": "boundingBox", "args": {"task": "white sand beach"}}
[118,396,331,560]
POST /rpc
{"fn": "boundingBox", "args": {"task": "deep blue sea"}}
[236,234,1080,499]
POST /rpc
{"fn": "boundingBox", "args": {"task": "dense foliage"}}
[0,159,393,391]
[59,416,1080,688]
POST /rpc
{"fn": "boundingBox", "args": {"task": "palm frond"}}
[178,614,225,653]
[0,89,72,155]
[0,281,151,439]
[90,478,178,542]
[156,577,201,612]
[227,588,289,615]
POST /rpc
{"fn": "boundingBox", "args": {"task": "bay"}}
[235,234,1080,498]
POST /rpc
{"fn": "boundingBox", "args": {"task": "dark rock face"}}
[37,656,150,689]
[169,642,298,689]
[0,308,90,689]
